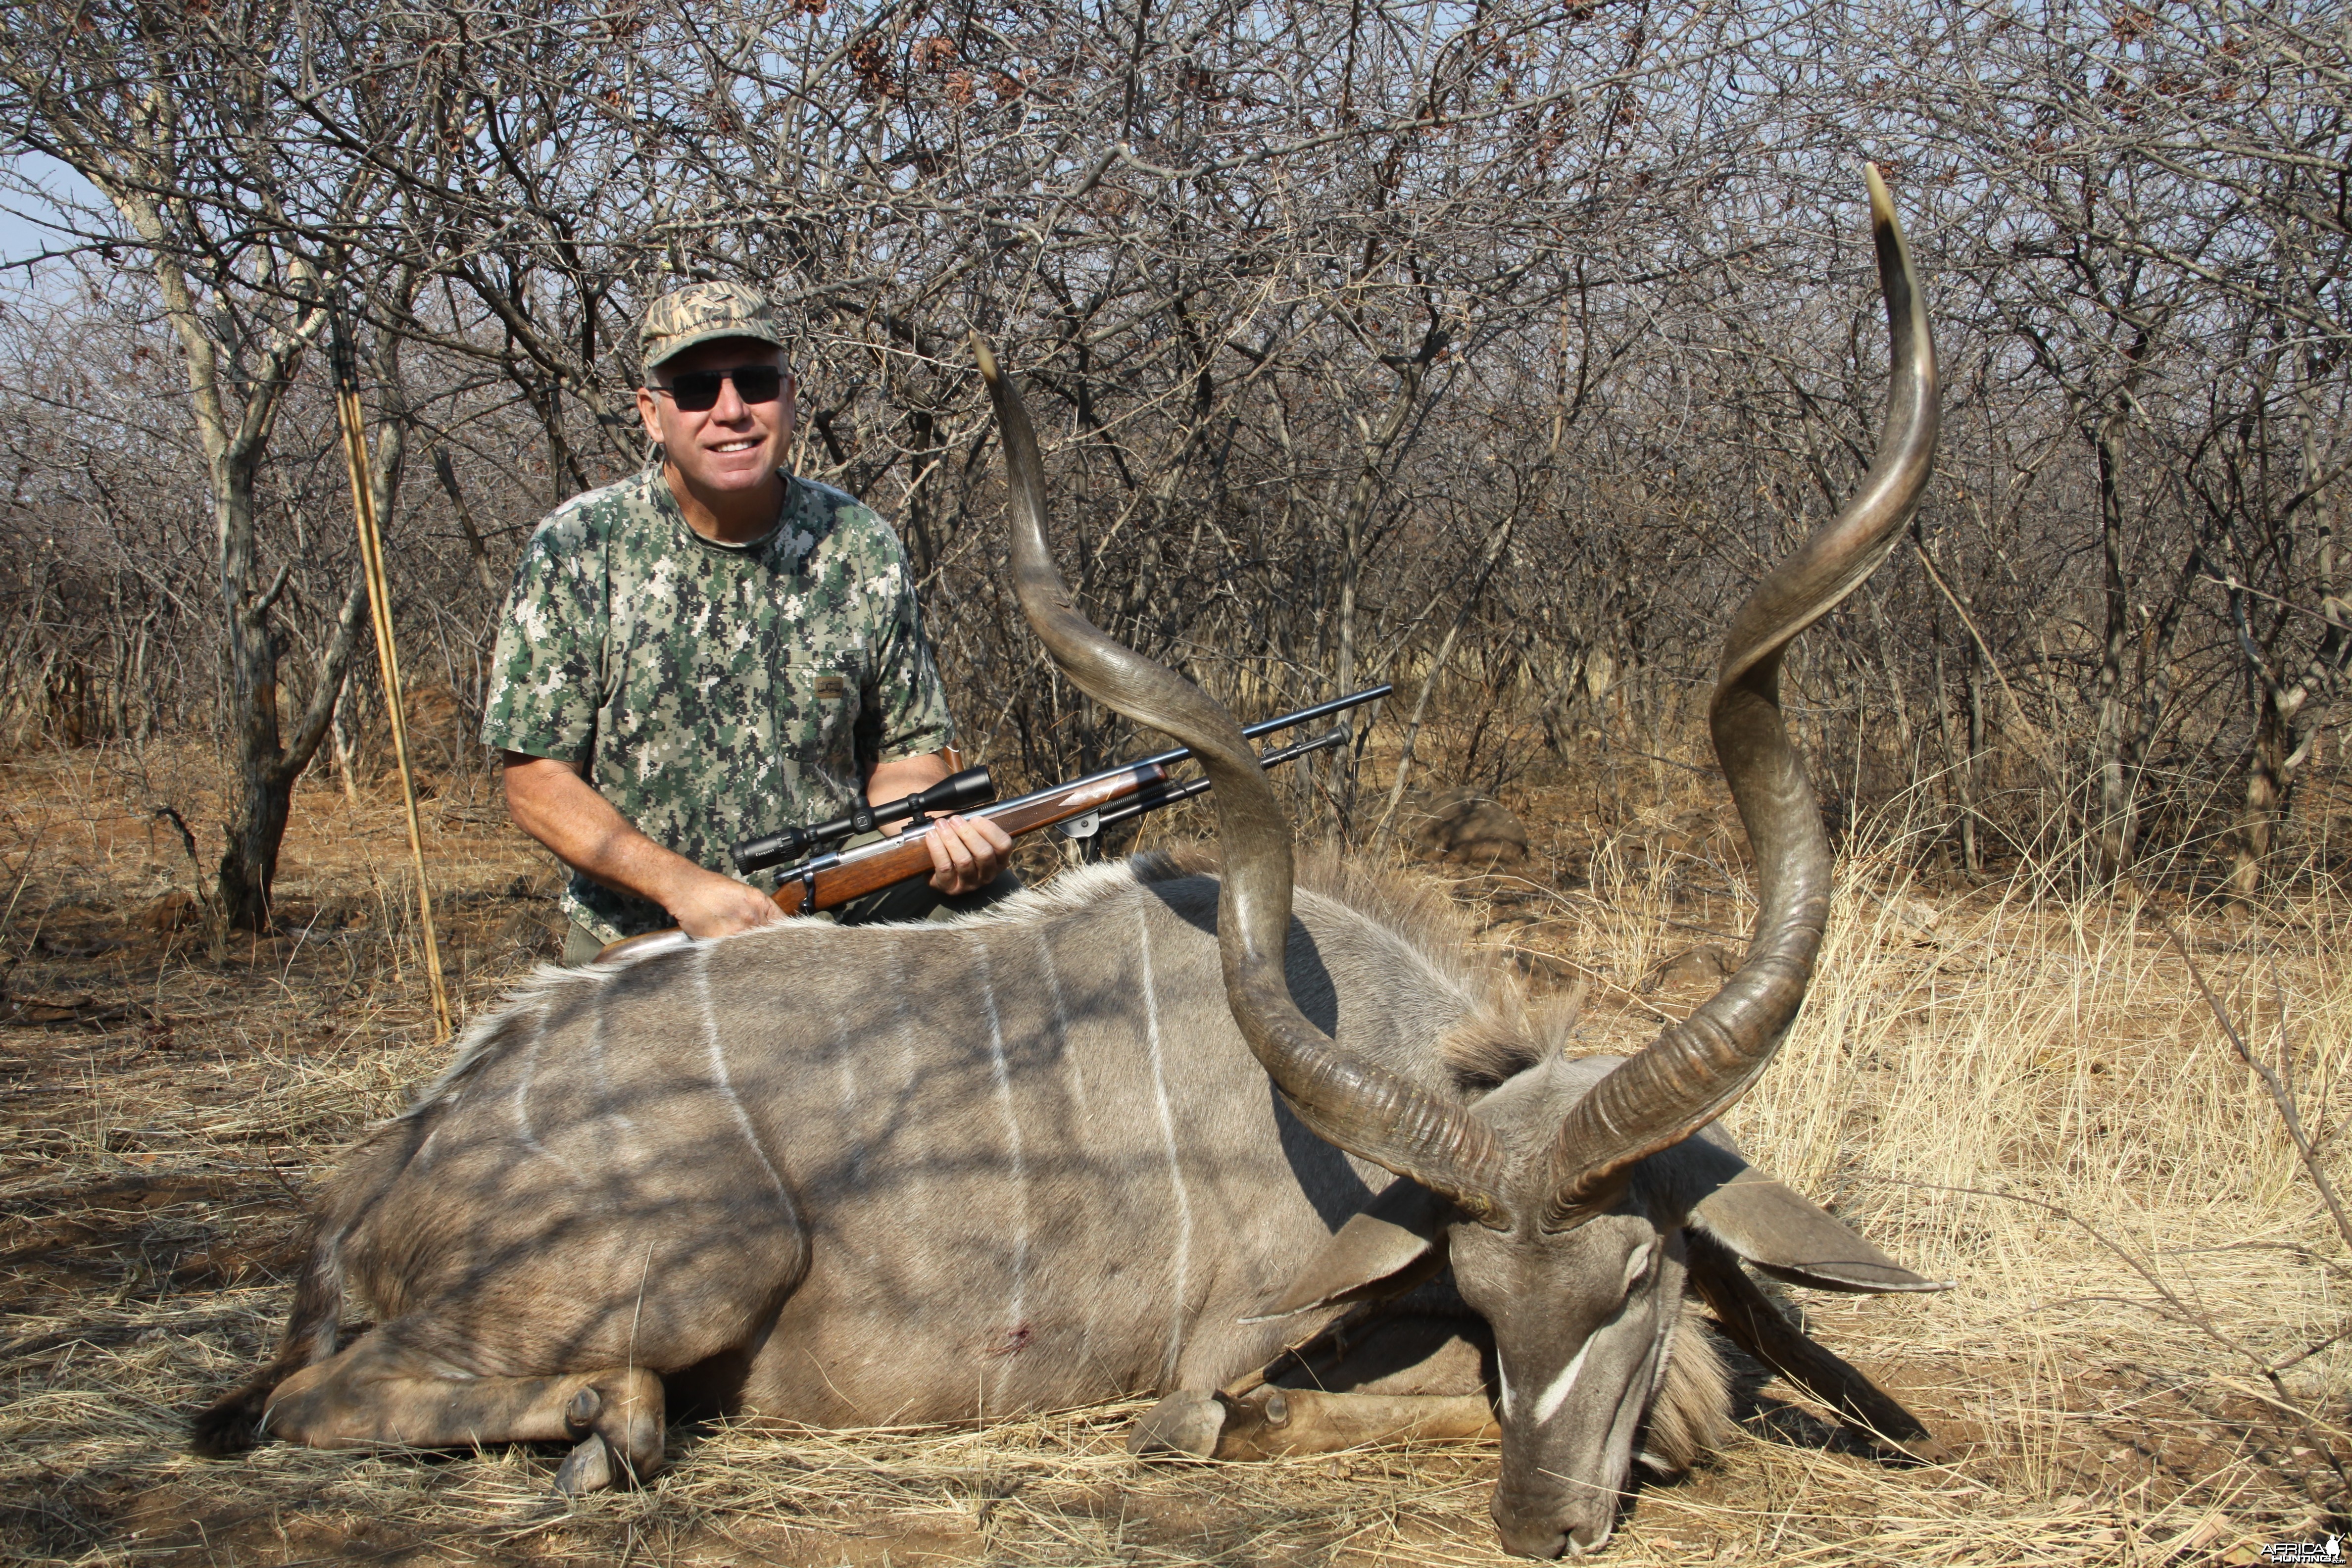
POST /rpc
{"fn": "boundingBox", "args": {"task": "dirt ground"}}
[3,737,2347,1566]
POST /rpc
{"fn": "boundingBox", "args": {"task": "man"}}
[482,281,1013,964]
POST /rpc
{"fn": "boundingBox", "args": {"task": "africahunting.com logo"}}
[2262,1536,2344,1565]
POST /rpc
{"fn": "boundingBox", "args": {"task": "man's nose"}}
[710,374,750,421]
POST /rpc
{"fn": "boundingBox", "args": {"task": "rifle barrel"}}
[1091,725,1351,830]
[984,683,1389,822]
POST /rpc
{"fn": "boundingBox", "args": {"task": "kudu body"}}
[196,172,1942,1559]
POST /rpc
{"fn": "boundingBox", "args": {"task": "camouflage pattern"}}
[638,281,786,371]
[482,464,955,942]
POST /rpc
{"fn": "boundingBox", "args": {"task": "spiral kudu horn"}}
[974,337,1514,1227]
[1542,167,1940,1231]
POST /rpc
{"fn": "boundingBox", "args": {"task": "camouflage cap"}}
[638,280,786,373]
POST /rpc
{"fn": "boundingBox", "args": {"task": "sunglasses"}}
[651,364,784,412]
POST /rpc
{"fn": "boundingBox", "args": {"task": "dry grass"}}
[2,735,2347,1565]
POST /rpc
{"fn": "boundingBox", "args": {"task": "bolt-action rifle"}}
[592,685,1388,963]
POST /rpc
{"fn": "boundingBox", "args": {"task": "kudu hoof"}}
[553,1433,619,1495]
[550,1371,666,1494]
[1204,1386,1292,1461]
[1127,1390,1227,1459]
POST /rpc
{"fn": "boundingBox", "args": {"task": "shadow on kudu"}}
[193,169,1947,1560]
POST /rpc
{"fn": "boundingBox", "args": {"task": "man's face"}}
[636,337,796,497]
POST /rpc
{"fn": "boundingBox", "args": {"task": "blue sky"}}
[2,150,107,272]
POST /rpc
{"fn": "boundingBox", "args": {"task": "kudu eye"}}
[1619,1241,1655,1299]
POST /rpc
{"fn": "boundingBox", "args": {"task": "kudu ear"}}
[1243,1177,1454,1323]
[1660,1128,1950,1295]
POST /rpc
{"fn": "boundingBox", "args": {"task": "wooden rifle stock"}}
[593,761,1165,963]
[771,759,1164,916]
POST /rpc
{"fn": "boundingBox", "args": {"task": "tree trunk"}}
[331,668,365,803]
[1963,634,1986,876]
[2091,413,2139,879]
[215,464,285,929]
[2223,578,2350,901]
[218,748,293,929]
[2227,692,2291,900]
[1931,623,1968,873]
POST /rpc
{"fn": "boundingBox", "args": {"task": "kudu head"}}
[979,167,1940,1559]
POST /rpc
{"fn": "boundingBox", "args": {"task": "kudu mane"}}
[1135,845,1568,1092]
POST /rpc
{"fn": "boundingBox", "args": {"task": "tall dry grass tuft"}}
[1738,792,2351,1401]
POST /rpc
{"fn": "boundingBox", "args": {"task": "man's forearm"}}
[865,751,951,811]
[499,752,776,936]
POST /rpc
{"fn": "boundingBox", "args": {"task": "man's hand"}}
[502,751,784,938]
[666,868,786,939]
[868,751,1013,896]
[922,813,1015,896]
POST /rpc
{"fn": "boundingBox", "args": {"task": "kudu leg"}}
[260,1326,666,1493]
[1131,1386,1498,1460]
[1685,1232,1944,1462]
[1133,1311,1499,1460]
[1214,1386,1497,1458]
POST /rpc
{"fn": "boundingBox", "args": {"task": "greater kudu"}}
[195,169,1942,1559]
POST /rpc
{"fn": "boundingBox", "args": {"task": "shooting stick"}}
[330,307,451,1041]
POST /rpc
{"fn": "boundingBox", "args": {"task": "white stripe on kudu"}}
[1136,910,1194,1379]
[510,1022,548,1159]
[1532,1336,1595,1426]
[974,938,1030,1329]
[696,946,791,1207]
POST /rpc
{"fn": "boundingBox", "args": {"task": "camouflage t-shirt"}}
[481,464,955,941]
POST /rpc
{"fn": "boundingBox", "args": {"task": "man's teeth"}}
[714,439,759,452]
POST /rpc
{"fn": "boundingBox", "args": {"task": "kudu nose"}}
[1492,1495,1611,1560]
[1498,1526,1572,1560]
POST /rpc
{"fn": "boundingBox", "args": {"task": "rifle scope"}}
[730,766,995,876]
